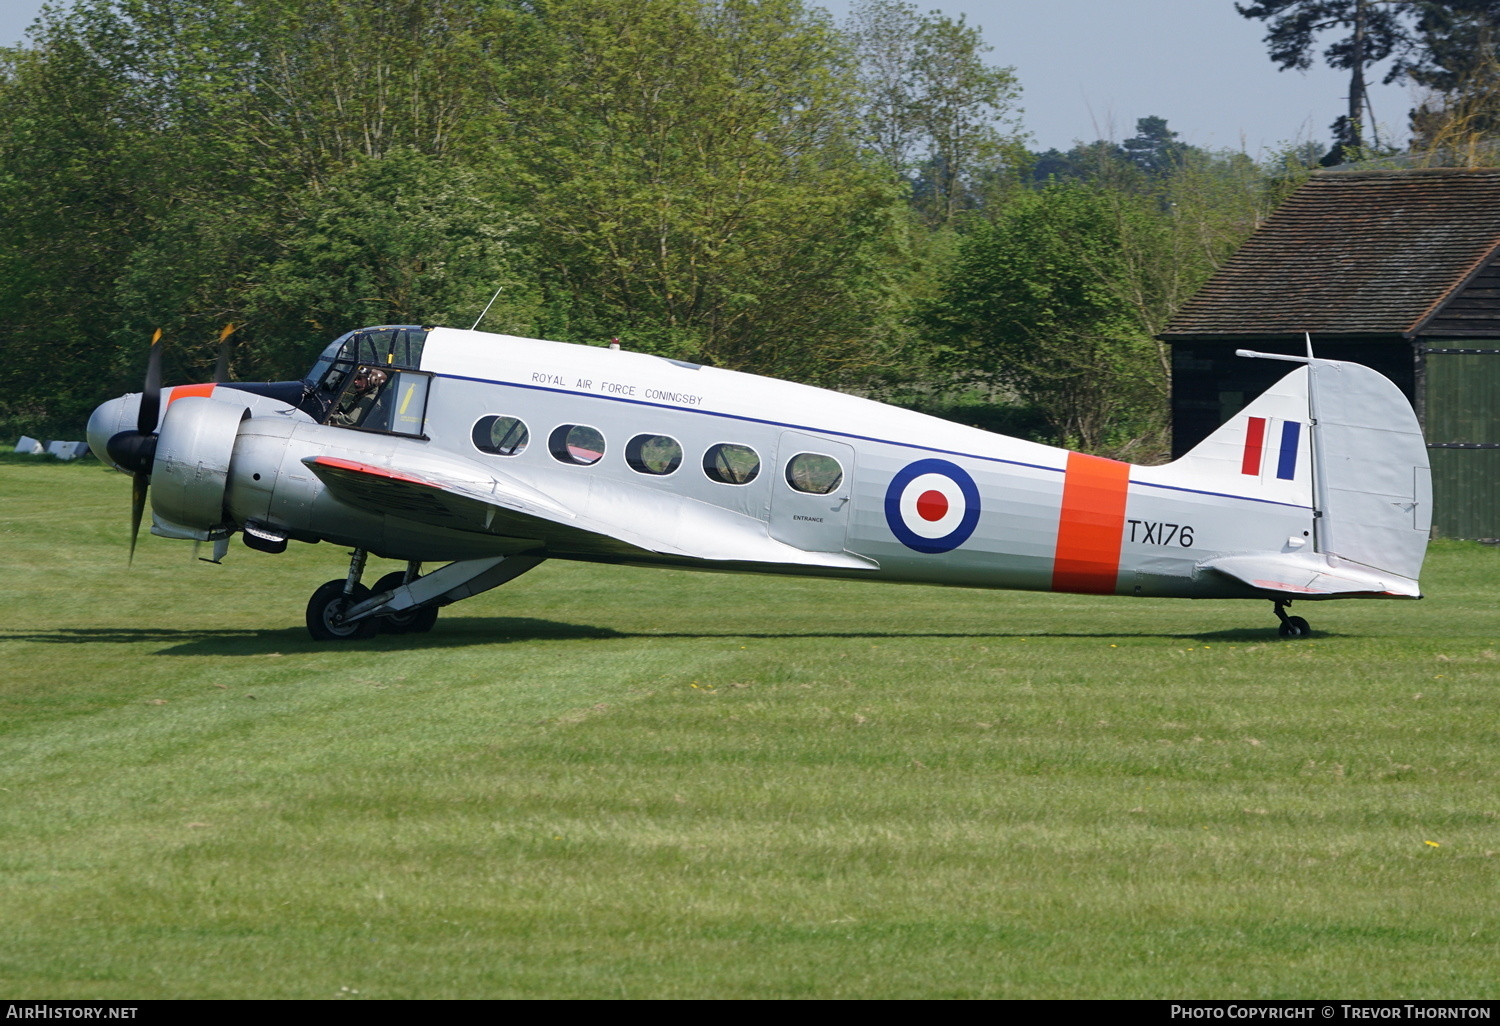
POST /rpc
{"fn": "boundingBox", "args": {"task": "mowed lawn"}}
[2,456,1498,999]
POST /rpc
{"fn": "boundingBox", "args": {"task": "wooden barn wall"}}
[1169,340,1413,459]
[1429,450,1500,539]
[1423,257,1500,337]
[1424,349,1500,539]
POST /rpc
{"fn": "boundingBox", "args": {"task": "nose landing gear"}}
[1273,600,1311,639]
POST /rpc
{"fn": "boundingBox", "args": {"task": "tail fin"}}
[1166,354,1430,585]
[1161,363,1318,514]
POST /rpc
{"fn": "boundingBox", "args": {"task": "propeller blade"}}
[129,471,148,565]
[138,328,163,435]
[213,323,237,384]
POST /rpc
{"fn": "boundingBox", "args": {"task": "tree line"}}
[1,0,1494,455]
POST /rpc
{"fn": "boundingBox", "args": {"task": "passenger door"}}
[769,432,855,553]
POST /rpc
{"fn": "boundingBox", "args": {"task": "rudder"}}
[1308,359,1431,582]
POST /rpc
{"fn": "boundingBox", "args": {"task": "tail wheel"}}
[370,571,440,634]
[306,580,379,641]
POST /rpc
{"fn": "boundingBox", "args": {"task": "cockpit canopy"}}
[304,325,430,400]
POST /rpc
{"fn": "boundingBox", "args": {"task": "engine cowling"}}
[150,396,248,534]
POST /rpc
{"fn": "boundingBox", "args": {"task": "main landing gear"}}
[1272,600,1311,639]
[305,549,423,641]
[304,548,546,641]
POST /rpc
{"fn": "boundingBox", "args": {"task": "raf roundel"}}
[884,458,981,554]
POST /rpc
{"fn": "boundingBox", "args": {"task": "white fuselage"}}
[397,328,1315,598]
[91,325,1428,610]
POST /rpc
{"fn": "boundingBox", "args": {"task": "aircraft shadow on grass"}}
[0,619,1330,657]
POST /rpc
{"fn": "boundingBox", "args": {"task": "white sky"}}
[2,0,1422,156]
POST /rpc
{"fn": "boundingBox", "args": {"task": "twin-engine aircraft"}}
[86,325,1431,640]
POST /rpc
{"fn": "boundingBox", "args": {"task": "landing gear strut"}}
[306,548,379,641]
[371,563,438,635]
[1273,600,1311,639]
[303,552,546,641]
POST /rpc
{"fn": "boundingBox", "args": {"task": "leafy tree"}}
[844,0,924,176]
[494,0,902,381]
[922,184,1167,453]
[1026,141,1126,186]
[1401,2,1500,160]
[121,149,536,382]
[1236,0,1419,160]
[1399,0,1500,91]
[0,7,162,425]
[1027,117,1202,189]
[1122,116,1190,177]
[844,0,1023,222]
[0,0,517,410]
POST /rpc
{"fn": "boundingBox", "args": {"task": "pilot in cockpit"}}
[329,366,389,427]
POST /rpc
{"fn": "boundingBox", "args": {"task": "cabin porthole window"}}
[785,452,843,494]
[702,443,760,485]
[549,424,606,466]
[472,415,530,456]
[626,434,683,476]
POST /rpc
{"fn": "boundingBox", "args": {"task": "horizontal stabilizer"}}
[1201,552,1420,599]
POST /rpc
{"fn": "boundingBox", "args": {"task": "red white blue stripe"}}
[1242,417,1300,481]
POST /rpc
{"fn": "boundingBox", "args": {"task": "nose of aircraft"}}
[86,394,141,471]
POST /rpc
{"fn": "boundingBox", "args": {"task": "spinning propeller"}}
[104,329,164,563]
[213,322,237,384]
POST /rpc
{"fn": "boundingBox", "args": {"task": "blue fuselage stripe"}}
[433,372,1313,512]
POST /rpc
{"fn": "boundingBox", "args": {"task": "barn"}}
[1160,167,1500,540]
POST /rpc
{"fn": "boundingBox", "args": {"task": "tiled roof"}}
[1161,168,1500,340]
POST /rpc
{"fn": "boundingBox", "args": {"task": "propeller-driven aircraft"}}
[86,324,1431,640]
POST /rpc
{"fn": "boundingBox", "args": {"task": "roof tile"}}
[1162,169,1500,339]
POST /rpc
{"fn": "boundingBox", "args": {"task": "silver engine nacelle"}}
[151,396,248,535]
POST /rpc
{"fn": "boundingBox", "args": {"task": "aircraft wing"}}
[1199,552,1421,598]
[302,455,878,571]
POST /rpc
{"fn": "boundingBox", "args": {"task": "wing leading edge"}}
[303,455,878,571]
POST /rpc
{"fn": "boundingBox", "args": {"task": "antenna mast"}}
[470,284,505,331]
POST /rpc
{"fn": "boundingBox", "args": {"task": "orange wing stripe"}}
[311,456,438,488]
[1051,453,1131,595]
[166,383,215,406]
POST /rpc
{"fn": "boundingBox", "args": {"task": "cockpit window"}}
[306,326,430,401]
[325,364,431,437]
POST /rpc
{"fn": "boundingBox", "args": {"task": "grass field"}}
[3,454,1499,999]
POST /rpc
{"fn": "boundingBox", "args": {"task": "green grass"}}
[3,456,1499,998]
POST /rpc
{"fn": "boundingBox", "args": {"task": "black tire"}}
[306,580,379,641]
[404,604,440,634]
[1278,615,1311,639]
[370,571,438,634]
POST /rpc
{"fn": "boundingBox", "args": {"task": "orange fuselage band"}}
[1051,452,1131,595]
